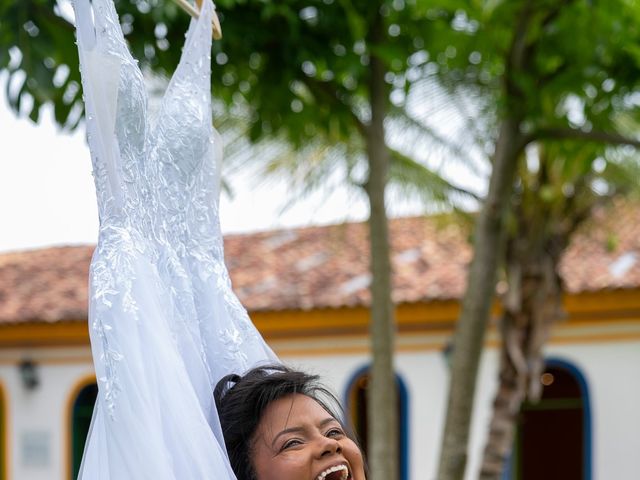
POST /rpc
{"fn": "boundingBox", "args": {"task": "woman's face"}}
[251,393,366,480]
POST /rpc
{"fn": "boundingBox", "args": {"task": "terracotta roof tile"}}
[559,200,640,292]
[0,246,93,323]
[1,202,638,324]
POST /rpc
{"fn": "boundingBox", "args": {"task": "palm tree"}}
[424,1,640,478]
[480,141,640,478]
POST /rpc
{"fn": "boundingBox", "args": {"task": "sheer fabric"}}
[72,1,277,478]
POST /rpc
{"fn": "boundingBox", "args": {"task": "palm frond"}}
[388,148,480,210]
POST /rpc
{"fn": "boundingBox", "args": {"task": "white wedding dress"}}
[72,0,277,478]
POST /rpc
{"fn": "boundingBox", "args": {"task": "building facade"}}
[1,210,639,479]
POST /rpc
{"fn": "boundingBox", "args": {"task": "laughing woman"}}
[214,365,368,480]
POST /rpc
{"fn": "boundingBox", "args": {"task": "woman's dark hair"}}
[214,364,355,480]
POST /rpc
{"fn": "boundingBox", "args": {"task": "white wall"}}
[0,348,94,480]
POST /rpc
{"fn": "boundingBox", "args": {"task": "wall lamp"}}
[19,359,40,391]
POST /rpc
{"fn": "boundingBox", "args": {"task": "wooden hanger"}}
[171,0,222,40]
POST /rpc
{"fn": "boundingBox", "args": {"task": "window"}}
[507,359,591,480]
[71,382,98,479]
[345,367,409,480]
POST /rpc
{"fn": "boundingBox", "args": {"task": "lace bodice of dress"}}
[77,0,216,241]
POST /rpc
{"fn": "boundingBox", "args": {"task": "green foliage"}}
[3,1,639,167]
[1,0,467,207]
[422,0,640,137]
[0,0,197,127]
[210,0,429,147]
[1,0,79,124]
[2,1,419,138]
[414,0,640,241]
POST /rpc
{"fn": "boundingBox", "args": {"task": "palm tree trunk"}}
[436,116,525,480]
[436,2,536,477]
[480,235,565,479]
[480,320,525,480]
[364,6,398,480]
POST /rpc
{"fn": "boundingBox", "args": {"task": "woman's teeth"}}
[316,464,349,480]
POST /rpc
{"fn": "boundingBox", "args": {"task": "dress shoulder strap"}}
[73,0,97,51]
